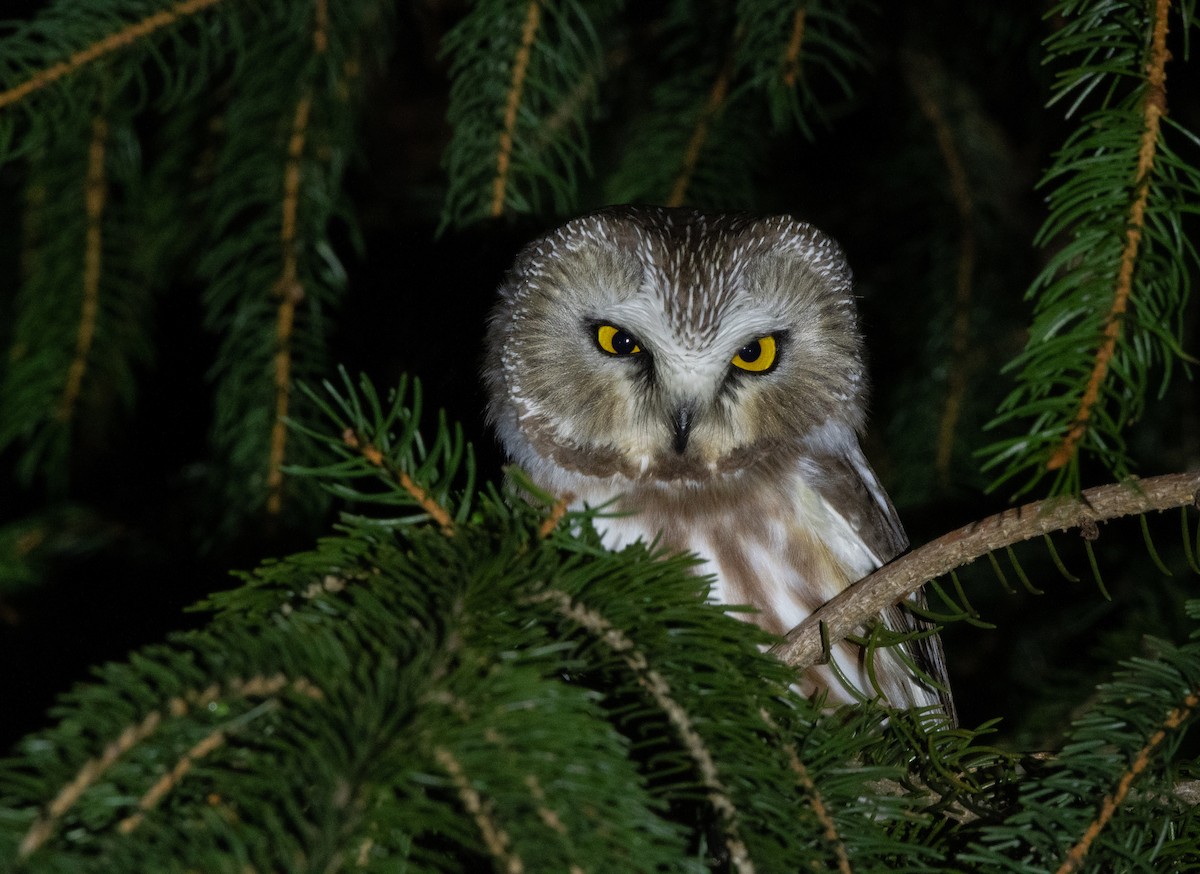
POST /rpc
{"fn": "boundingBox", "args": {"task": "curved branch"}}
[773,471,1200,673]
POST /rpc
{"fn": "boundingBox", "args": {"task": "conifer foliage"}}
[0,373,979,870]
[0,0,392,529]
[983,0,1200,496]
[2,0,1200,871]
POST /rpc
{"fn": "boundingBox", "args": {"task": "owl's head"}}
[484,206,868,489]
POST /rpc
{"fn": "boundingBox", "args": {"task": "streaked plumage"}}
[484,205,953,720]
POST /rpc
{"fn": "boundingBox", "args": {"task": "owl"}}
[483,205,954,721]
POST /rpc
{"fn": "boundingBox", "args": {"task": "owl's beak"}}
[671,404,693,454]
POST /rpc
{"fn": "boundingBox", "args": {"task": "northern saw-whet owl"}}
[484,205,954,720]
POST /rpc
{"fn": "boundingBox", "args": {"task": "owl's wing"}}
[802,430,957,723]
[800,432,906,568]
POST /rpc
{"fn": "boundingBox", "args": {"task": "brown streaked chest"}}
[590,470,852,635]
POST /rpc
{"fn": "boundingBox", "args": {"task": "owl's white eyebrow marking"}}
[626,211,752,352]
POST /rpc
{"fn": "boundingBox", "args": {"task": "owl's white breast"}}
[568,460,871,637]
[564,464,938,710]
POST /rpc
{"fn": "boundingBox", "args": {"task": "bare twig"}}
[774,471,1200,672]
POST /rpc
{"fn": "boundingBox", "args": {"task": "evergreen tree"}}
[1,0,1199,870]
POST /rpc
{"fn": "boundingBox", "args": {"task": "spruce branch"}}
[17,710,162,858]
[267,92,317,517]
[762,707,853,874]
[197,0,389,531]
[115,723,230,835]
[441,0,617,226]
[735,0,864,136]
[529,586,755,874]
[18,674,324,858]
[492,0,543,218]
[0,0,224,112]
[58,114,108,425]
[780,9,807,89]
[1055,685,1200,873]
[289,371,473,531]
[1046,0,1173,473]
[0,105,158,489]
[340,425,457,536]
[774,471,1200,673]
[432,745,524,874]
[963,620,1200,868]
[983,0,1199,495]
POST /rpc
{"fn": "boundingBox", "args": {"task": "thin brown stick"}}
[760,708,851,873]
[116,727,229,834]
[1055,686,1200,874]
[266,94,313,516]
[19,675,321,857]
[397,470,456,535]
[434,745,525,874]
[773,471,1200,673]
[265,2,330,515]
[59,115,108,424]
[789,745,852,873]
[342,429,456,535]
[313,0,329,54]
[1046,0,1172,471]
[531,588,756,873]
[666,52,734,208]
[905,55,977,488]
[0,0,224,110]
[492,0,542,217]
[537,493,573,539]
[781,9,807,89]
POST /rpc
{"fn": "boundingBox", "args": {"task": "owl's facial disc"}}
[584,316,788,477]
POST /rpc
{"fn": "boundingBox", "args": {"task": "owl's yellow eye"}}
[596,324,641,356]
[731,335,777,373]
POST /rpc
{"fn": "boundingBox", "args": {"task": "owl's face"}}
[485,207,868,487]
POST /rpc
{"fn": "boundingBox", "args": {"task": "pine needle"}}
[1044,533,1081,583]
[1082,538,1111,601]
[1006,545,1044,596]
[1139,513,1173,576]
